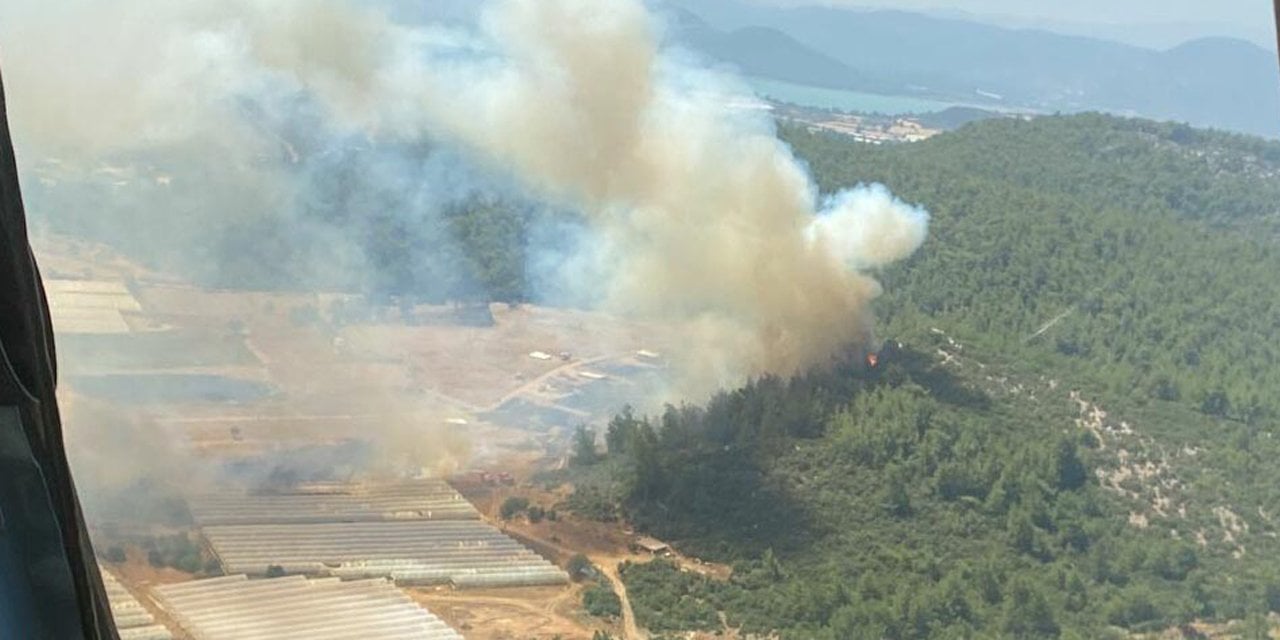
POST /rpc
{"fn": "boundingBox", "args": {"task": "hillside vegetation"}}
[662,0,1280,137]
[799,115,1280,428]
[558,114,1280,638]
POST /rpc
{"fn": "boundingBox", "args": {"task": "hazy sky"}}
[755,0,1277,48]
[760,0,1263,26]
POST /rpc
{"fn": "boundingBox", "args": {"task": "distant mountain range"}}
[658,0,1280,137]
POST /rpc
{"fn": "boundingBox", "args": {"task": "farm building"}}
[193,479,568,588]
[632,536,671,556]
[100,569,173,640]
[152,574,461,639]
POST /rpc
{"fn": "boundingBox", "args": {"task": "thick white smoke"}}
[0,0,929,397]
[387,0,930,391]
[809,185,930,269]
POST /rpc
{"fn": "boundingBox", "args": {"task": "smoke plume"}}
[0,0,928,395]
[393,0,931,391]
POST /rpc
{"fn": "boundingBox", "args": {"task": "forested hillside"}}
[792,115,1280,427]
[661,0,1280,137]
[557,114,1280,638]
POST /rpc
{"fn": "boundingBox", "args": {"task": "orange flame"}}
[866,353,879,368]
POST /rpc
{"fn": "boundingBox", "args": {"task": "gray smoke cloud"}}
[0,0,928,397]
[382,0,931,392]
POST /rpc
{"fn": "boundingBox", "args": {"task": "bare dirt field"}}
[31,233,172,284]
[410,584,611,640]
[342,304,665,410]
[108,280,674,463]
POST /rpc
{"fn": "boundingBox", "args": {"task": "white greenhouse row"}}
[152,574,463,640]
[189,479,479,525]
[202,520,568,588]
[99,569,173,640]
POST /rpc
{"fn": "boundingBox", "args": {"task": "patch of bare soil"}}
[409,585,611,640]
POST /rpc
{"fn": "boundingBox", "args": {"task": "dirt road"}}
[597,559,645,640]
[502,526,646,640]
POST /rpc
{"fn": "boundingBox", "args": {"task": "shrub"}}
[567,554,595,580]
[621,560,719,632]
[584,584,622,618]
[175,552,202,574]
[500,496,530,520]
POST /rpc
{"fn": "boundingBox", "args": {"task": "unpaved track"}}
[493,518,645,639]
[597,559,645,640]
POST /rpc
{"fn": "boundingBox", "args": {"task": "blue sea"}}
[746,77,958,115]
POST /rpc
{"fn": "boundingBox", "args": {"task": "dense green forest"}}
[553,114,1280,638]
[793,114,1280,436]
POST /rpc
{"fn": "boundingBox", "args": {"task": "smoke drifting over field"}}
[1,0,927,393]
[403,0,930,391]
